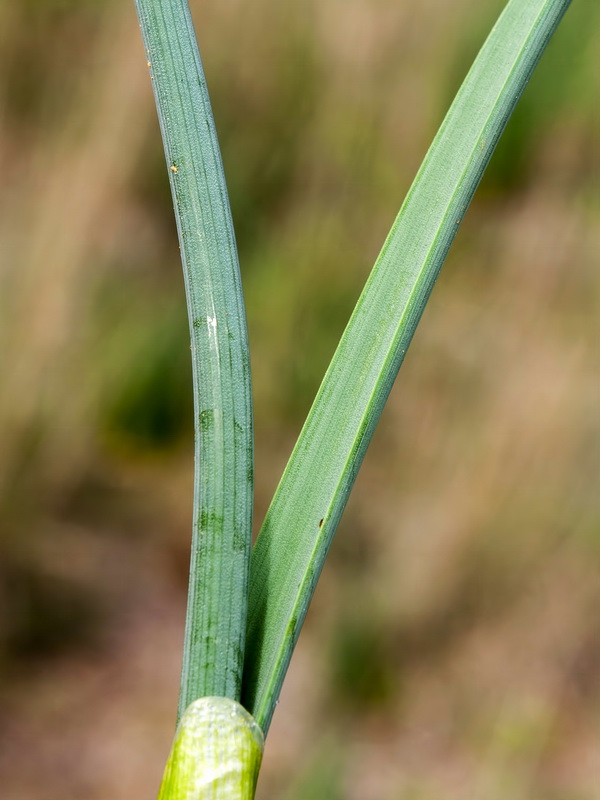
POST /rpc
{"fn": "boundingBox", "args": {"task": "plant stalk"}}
[158,697,264,800]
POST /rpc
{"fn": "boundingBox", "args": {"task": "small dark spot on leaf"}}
[287,615,298,642]
[199,409,214,432]
[198,509,224,531]
[234,644,244,672]
[233,527,246,553]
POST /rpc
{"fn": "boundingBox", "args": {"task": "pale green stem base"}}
[158,698,264,800]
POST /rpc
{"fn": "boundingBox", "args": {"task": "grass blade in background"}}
[243,0,572,734]
[134,0,253,713]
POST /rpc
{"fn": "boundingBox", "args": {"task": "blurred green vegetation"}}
[0,0,599,798]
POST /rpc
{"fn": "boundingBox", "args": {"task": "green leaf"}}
[134,0,253,710]
[243,0,572,734]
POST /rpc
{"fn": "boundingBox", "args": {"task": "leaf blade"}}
[243,0,572,733]
[134,0,253,711]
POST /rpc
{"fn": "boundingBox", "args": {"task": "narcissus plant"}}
[133,0,572,796]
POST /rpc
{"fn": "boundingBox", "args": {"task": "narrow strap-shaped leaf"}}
[134,0,253,711]
[158,697,264,800]
[243,0,572,734]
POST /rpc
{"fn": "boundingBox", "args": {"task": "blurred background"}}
[0,0,599,797]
